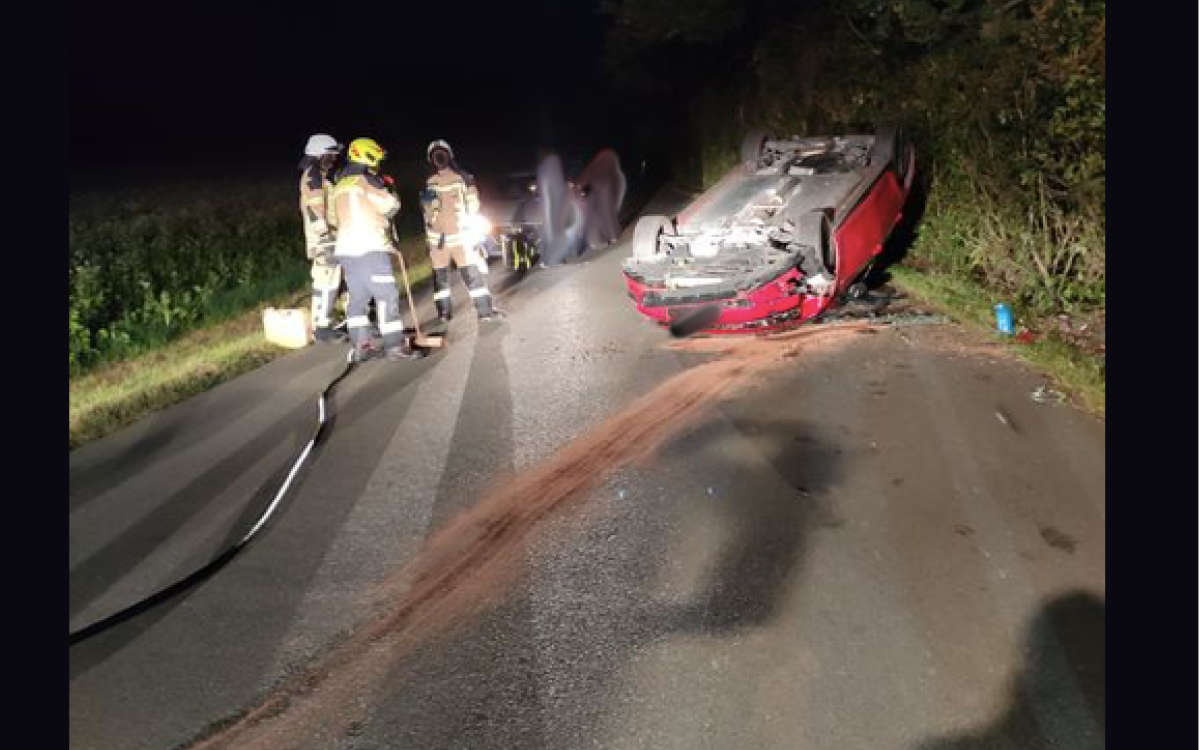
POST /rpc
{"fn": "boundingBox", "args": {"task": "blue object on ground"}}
[994,303,1014,335]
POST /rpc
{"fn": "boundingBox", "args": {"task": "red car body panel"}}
[831,169,905,296]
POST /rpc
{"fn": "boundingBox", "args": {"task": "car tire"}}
[847,282,868,300]
[632,214,674,261]
[795,210,836,274]
[870,124,899,168]
[740,129,769,170]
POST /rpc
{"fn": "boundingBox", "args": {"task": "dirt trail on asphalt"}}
[185,322,871,750]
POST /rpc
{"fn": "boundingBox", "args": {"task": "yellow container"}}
[262,307,310,349]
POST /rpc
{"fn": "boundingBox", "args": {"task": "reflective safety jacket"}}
[420,167,480,248]
[298,161,336,257]
[331,168,400,257]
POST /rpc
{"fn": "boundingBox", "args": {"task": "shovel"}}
[388,221,444,349]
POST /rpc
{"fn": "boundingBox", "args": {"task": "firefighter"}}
[298,133,344,342]
[420,139,504,323]
[331,137,426,361]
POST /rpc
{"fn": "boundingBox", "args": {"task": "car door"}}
[832,171,904,290]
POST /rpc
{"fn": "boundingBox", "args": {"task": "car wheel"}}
[870,124,899,168]
[740,129,769,170]
[847,282,868,300]
[632,214,674,261]
[819,214,836,273]
[795,210,835,275]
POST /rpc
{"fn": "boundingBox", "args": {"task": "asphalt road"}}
[69,188,1105,750]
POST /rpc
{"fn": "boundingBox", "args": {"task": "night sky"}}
[70,0,626,176]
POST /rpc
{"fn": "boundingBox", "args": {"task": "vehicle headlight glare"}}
[462,214,492,245]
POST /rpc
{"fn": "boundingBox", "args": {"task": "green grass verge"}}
[70,252,432,450]
[887,265,1105,418]
[74,264,312,375]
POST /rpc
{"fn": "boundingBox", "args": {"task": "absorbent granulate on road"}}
[182,322,873,750]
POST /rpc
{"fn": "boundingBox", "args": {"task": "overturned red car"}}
[622,126,915,333]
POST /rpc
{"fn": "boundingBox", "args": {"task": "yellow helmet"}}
[347,137,386,168]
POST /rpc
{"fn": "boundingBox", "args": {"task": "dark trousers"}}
[429,244,495,318]
[340,251,407,349]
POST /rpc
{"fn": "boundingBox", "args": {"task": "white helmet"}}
[304,133,341,157]
[426,139,454,162]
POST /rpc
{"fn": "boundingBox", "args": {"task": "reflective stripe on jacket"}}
[298,163,335,250]
[421,168,479,246]
[332,171,400,257]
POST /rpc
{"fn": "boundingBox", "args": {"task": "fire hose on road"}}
[69,349,359,646]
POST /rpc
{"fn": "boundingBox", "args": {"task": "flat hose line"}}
[68,348,359,646]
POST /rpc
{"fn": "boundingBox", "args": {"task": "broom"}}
[388,220,444,348]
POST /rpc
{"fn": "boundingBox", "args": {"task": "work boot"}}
[314,326,343,343]
[386,339,427,360]
[351,341,381,362]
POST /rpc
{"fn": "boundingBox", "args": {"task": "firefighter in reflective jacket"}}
[298,133,344,342]
[420,139,504,322]
[332,137,426,361]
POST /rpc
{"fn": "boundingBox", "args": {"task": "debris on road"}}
[994,408,1016,431]
[879,312,952,327]
[1030,384,1067,405]
[816,307,949,327]
[1039,525,1077,554]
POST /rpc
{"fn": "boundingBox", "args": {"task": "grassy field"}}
[69,168,433,449]
[71,177,304,375]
